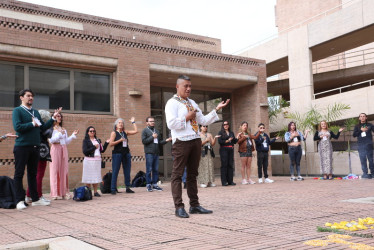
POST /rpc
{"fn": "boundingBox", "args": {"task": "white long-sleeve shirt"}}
[49,129,76,145]
[165,95,219,143]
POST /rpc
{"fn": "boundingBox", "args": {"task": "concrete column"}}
[287,26,315,155]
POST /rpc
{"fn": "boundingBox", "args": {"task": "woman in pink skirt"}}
[49,113,78,200]
[82,126,109,196]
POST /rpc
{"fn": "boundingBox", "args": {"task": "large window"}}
[0,62,112,113]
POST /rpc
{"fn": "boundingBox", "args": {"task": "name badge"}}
[263,142,268,148]
[154,138,158,144]
[208,145,211,149]
[122,139,127,147]
[323,136,327,141]
[293,137,298,142]
[361,132,366,137]
[33,118,42,126]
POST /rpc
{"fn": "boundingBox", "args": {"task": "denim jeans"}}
[358,144,374,174]
[145,153,159,185]
[111,153,131,191]
[288,145,302,176]
[182,167,187,183]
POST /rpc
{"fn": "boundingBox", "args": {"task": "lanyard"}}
[20,105,35,118]
[147,127,155,134]
[118,131,126,139]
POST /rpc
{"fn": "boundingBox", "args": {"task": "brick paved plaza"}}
[1,177,374,249]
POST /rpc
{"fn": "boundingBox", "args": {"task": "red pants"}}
[26,160,47,198]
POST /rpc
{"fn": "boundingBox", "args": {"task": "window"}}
[30,67,70,110]
[0,62,112,113]
[0,64,24,108]
[74,72,110,112]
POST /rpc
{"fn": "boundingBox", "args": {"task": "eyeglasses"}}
[89,130,96,133]
[148,121,155,123]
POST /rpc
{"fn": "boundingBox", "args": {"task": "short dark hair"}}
[146,116,154,122]
[258,123,265,127]
[177,75,191,81]
[19,89,34,97]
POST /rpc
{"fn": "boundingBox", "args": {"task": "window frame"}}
[0,61,113,114]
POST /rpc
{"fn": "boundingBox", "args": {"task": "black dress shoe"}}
[126,188,135,193]
[175,208,189,218]
[111,190,116,195]
[222,183,228,186]
[229,182,236,186]
[189,206,213,214]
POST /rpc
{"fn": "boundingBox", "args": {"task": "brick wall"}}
[0,1,266,192]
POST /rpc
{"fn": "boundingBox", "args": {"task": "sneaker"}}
[265,178,274,183]
[111,190,116,195]
[362,173,371,179]
[241,179,248,185]
[248,179,256,184]
[40,196,50,202]
[200,184,207,188]
[25,197,32,203]
[126,188,135,193]
[258,178,263,184]
[94,192,101,197]
[208,183,216,187]
[290,177,296,181]
[16,201,27,210]
[153,185,163,191]
[32,199,50,206]
[146,185,153,192]
[297,176,304,181]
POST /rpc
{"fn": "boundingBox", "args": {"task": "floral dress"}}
[315,131,341,174]
[198,133,215,184]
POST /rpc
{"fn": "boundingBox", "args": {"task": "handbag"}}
[101,160,106,169]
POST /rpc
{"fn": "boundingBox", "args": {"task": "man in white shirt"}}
[165,75,229,218]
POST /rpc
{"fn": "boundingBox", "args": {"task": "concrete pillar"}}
[287,26,315,157]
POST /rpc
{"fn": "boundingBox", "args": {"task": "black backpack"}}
[100,171,112,194]
[73,186,92,201]
[131,171,146,187]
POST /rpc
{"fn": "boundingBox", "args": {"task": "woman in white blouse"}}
[49,113,78,200]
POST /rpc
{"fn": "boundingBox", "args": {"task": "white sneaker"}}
[16,201,27,210]
[265,178,274,183]
[25,197,32,203]
[40,196,50,202]
[248,179,256,184]
[208,183,216,187]
[258,178,263,184]
[200,184,207,188]
[32,199,50,206]
[241,179,248,185]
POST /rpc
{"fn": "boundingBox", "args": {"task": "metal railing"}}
[314,79,373,99]
[313,48,374,74]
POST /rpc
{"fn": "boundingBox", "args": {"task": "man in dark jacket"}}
[141,116,171,192]
[254,123,279,184]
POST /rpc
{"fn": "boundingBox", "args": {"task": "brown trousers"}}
[171,138,201,209]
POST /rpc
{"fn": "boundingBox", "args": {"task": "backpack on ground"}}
[73,186,92,201]
[131,171,146,188]
[100,171,112,194]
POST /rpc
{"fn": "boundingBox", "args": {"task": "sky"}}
[18,0,278,55]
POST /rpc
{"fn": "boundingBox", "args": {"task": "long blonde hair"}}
[238,121,250,134]
[318,120,329,131]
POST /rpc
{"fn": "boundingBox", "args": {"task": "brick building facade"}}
[0,0,267,191]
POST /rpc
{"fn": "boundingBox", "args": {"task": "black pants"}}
[13,146,40,203]
[257,151,269,178]
[220,147,234,185]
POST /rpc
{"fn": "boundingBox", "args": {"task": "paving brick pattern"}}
[1,177,374,249]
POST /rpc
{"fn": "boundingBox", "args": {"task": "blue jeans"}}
[182,167,187,183]
[111,153,131,191]
[358,144,374,174]
[288,145,302,176]
[145,153,159,185]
